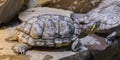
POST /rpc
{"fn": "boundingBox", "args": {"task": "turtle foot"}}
[12,44,30,54]
[71,39,88,52]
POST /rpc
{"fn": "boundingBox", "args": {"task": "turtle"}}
[6,14,101,54]
[71,4,120,45]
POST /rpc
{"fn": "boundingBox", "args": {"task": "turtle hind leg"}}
[71,39,88,52]
[12,43,32,54]
[105,31,117,45]
[6,30,19,41]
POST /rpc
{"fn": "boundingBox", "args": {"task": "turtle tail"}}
[6,30,19,41]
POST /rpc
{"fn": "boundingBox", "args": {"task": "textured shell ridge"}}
[16,14,81,47]
[89,5,120,31]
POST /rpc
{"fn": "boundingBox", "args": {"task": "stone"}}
[92,39,120,60]
[19,7,73,22]
[0,0,26,24]
[25,0,103,13]
[98,0,120,8]
[26,50,92,60]
[46,0,102,13]
[27,0,51,8]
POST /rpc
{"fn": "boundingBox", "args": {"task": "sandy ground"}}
[0,29,14,55]
[0,28,30,60]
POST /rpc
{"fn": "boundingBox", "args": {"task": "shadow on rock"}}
[92,39,120,60]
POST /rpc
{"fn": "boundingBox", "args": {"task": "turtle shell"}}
[88,5,120,33]
[16,14,81,47]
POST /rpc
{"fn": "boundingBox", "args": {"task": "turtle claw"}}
[105,39,112,45]
[71,39,80,52]
[79,46,88,52]
[19,48,26,54]
[105,32,117,45]
[71,39,88,52]
[12,44,28,54]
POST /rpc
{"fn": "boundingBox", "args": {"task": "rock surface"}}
[98,0,120,8]
[19,7,73,22]
[27,0,51,8]
[92,38,120,60]
[46,0,102,13]
[0,0,25,24]
[26,0,102,13]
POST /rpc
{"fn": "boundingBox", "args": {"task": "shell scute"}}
[16,14,80,47]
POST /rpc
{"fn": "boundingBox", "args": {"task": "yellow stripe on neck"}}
[88,24,97,35]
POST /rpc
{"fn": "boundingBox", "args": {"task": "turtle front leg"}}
[105,31,117,45]
[12,43,32,54]
[6,30,19,41]
[71,39,88,52]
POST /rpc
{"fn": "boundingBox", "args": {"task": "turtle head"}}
[71,13,101,35]
[88,20,101,34]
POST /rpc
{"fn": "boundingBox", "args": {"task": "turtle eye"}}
[95,21,101,27]
[79,22,86,25]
